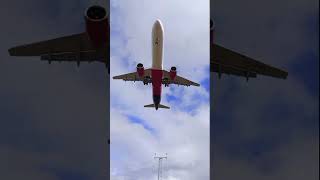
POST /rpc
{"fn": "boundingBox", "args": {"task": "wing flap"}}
[211,44,288,79]
[162,70,200,87]
[113,69,152,82]
[211,62,257,78]
[40,50,105,62]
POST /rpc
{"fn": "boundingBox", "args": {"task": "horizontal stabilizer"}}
[144,104,170,109]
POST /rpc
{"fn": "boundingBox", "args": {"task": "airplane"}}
[210,19,288,80]
[8,5,110,72]
[113,20,200,110]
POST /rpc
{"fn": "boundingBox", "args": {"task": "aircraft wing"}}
[162,70,200,87]
[8,33,108,64]
[211,44,288,79]
[113,69,152,82]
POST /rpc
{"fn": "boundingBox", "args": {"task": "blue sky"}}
[110,0,210,179]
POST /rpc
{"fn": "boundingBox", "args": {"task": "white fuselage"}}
[151,20,164,109]
[152,19,164,70]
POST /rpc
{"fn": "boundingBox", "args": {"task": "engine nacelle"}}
[136,63,144,77]
[85,5,109,47]
[169,66,177,80]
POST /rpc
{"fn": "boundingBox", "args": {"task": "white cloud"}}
[110,0,210,179]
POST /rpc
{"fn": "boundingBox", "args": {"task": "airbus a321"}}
[113,20,200,110]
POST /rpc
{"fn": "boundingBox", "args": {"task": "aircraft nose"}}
[154,19,162,28]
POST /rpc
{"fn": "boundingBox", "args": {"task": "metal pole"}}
[154,153,167,180]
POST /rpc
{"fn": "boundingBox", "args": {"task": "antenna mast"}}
[154,153,167,180]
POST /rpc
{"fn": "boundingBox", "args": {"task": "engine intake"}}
[170,66,177,80]
[137,63,144,77]
[86,6,107,21]
[85,6,109,47]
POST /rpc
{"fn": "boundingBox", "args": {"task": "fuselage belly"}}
[151,20,164,109]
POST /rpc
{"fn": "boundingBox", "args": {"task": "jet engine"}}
[169,66,177,80]
[136,63,144,77]
[85,5,109,47]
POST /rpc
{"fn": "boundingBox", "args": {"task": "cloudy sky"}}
[110,0,210,179]
[211,0,318,179]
